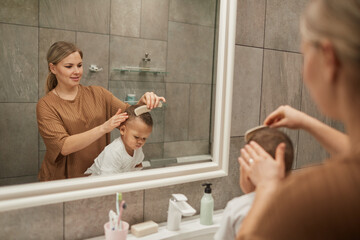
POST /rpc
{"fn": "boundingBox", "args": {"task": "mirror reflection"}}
[0,0,218,185]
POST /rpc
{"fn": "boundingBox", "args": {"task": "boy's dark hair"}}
[123,105,153,127]
[247,128,294,173]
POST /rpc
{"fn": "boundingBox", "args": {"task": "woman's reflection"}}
[85,105,153,176]
[37,41,165,181]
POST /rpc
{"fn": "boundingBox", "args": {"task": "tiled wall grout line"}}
[108,0,112,90]
[63,202,65,240]
[143,189,146,222]
[258,0,268,126]
[0,21,37,28]
[208,0,219,146]
[37,0,41,172]
[235,43,302,55]
[139,0,143,38]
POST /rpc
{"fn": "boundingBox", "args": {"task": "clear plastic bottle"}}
[200,183,214,225]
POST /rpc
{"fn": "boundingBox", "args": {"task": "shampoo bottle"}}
[200,183,214,225]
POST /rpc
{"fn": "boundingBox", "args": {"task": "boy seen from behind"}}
[215,127,294,240]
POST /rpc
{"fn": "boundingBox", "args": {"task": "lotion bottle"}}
[200,183,214,225]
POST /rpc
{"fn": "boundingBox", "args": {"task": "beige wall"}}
[0,0,345,239]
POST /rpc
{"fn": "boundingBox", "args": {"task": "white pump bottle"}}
[200,183,214,225]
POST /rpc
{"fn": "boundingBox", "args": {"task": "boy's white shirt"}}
[84,137,144,176]
[214,192,256,240]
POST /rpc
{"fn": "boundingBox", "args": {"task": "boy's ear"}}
[120,125,126,135]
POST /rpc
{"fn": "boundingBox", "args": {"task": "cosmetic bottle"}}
[200,183,214,225]
[126,93,136,105]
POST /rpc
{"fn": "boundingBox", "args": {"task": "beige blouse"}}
[237,155,360,239]
[36,85,129,181]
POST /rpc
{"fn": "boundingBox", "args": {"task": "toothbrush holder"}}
[104,221,129,240]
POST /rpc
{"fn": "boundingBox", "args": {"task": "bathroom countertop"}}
[87,209,224,240]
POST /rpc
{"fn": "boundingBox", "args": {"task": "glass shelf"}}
[124,100,137,105]
[113,66,168,74]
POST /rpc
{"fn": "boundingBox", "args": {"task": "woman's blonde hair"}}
[300,0,360,65]
[45,41,83,93]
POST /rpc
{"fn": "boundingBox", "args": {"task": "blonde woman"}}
[238,0,360,239]
[37,41,165,181]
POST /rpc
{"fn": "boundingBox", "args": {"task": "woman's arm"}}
[237,142,286,239]
[62,91,166,156]
[61,108,127,156]
[264,105,349,157]
[236,181,279,239]
[61,92,166,156]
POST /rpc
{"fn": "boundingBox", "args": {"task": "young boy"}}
[214,127,294,240]
[84,105,153,176]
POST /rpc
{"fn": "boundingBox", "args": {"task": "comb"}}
[134,102,163,116]
[244,125,269,142]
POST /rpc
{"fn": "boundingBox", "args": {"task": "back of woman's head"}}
[301,0,360,65]
[45,41,83,93]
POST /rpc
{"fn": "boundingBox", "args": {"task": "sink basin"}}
[159,217,220,240]
[87,210,223,240]
[127,210,222,240]
[161,227,218,240]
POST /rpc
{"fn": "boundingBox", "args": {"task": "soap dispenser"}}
[200,183,214,225]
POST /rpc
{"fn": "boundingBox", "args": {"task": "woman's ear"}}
[321,40,340,85]
[49,63,56,75]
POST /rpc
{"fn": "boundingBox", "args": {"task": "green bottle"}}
[200,183,214,225]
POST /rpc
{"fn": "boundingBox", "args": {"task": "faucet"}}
[167,194,196,231]
[142,53,151,62]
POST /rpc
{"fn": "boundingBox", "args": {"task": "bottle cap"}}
[202,183,212,193]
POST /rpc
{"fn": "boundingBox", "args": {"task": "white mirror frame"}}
[0,0,237,212]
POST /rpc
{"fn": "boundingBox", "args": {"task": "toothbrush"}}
[117,200,127,230]
[108,210,118,231]
[116,192,122,215]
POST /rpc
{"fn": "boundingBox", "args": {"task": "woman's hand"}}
[138,92,166,109]
[239,141,286,187]
[101,108,128,133]
[264,105,309,129]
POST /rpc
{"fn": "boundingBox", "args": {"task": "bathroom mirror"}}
[0,0,236,211]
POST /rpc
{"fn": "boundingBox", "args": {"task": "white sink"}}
[88,210,223,240]
[156,214,220,240]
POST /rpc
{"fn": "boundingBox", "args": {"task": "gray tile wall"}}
[0,0,38,26]
[260,50,303,167]
[0,0,346,239]
[236,0,266,47]
[264,0,308,52]
[39,0,111,34]
[0,23,38,102]
[141,0,169,41]
[111,0,141,37]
